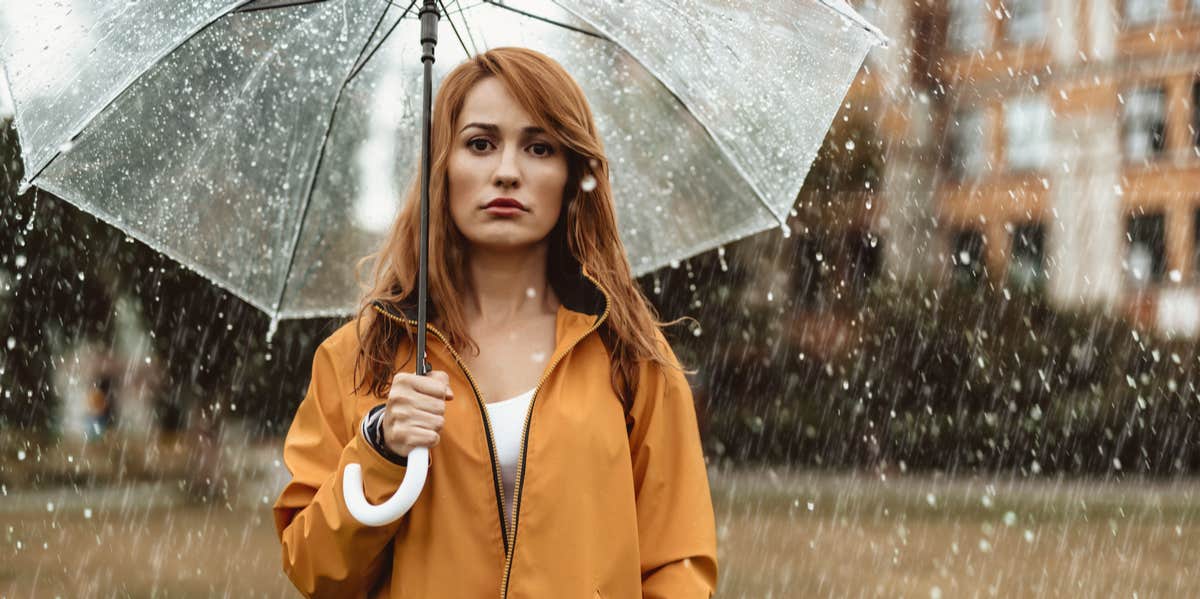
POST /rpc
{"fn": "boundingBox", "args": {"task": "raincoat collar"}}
[371,262,610,325]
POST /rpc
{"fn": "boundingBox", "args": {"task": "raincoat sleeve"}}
[628,331,719,598]
[273,339,408,598]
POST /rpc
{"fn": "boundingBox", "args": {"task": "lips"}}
[485,197,526,211]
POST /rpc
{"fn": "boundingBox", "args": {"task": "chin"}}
[466,230,553,252]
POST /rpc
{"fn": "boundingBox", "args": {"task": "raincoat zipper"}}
[372,270,611,599]
[370,305,512,554]
[499,272,611,599]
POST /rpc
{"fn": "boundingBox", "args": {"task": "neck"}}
[464,243,559,325]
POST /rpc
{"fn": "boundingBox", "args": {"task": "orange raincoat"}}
[273,265,718,598]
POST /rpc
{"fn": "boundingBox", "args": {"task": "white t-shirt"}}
[484,388,535,529]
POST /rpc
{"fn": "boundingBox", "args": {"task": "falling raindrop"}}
[580,174,597,192]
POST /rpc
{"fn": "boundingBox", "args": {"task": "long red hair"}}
[349,46,687,409]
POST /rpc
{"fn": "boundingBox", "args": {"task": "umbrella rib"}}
[19,0,255,191]
[269,1,401,320]
[480,0,609,40]
[234,0,330,12]
[448,0,485,53]
[346,0,419,82]
[437,0,476,57]
[547,1,789,228]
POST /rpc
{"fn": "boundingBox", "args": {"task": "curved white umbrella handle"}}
[342,446,429,526]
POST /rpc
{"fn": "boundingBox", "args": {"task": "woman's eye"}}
[530,143,554,157]
[468,138,491,151]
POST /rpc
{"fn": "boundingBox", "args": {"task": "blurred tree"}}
[0,122,331,439]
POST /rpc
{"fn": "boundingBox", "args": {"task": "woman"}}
[273,47,717,599]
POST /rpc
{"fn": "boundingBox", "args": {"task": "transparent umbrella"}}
[0,0,884,340]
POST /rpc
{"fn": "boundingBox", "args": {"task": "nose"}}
[493,144,520,190]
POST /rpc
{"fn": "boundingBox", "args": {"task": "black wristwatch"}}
[363,404,408,467]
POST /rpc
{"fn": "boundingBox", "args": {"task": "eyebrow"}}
[459,122,548,136]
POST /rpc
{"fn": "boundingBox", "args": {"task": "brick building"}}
[847,0,1200,334]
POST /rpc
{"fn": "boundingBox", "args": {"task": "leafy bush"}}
[688,277,1200,476]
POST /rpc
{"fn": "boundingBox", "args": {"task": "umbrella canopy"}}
[0,0,884,331]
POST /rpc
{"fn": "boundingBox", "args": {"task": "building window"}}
[1002,0,1046,44]
[848,231,881,298]
[1009,222,1045,292]
[1194,209,1200,279]
[951,229,986,287]
[1193,79,1199,151]
[946,108,987,180]
[948,0,988,52]
[1004,97,1052,171]
[792,237,825,310]
[1122,85,1167,163]
[1123,0,1171,27]
[1126,213,1166,287]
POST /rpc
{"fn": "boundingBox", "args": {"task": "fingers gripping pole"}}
[342,447,429,526]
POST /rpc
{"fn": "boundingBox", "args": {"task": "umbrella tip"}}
[265,315,280,345]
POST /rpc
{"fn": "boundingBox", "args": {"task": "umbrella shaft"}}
[416,0,439,376]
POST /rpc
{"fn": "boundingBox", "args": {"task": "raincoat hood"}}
[274,263,718,598]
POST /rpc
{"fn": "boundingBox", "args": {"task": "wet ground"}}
[2,460,1198,598]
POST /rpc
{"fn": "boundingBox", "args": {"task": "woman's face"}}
[447,77,569,255]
